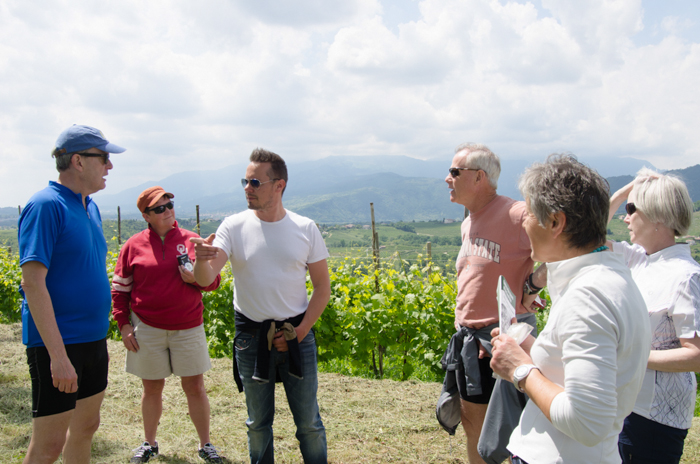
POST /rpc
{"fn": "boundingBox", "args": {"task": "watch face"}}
[515,365,530,378]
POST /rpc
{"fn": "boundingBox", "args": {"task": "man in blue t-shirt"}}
[18,125,126,464]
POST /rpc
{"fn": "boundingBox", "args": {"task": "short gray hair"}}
[454,142,500,189]
[51,148,74,172]
[632,168,692,236]
[519,154,609,251]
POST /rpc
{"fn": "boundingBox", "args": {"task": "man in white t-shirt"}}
[191,148,331,464]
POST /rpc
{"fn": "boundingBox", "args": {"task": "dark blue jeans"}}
[234,329,327,464]
[618,412,687,464]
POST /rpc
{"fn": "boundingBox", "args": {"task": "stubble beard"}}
[247,197,274,211]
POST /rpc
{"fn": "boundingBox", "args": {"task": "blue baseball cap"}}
[54,125,126,155]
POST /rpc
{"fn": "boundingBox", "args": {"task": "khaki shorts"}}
[126,313,212,380]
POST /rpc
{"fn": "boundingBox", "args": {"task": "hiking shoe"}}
[198,442,223,463]
[131,441,159,463]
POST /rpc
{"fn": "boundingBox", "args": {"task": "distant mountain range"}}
[3,155,697,224]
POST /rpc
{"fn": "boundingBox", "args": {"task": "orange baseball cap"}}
[137,186,174,212]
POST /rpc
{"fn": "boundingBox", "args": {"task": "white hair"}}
[454,143,500,189]
[632,168,693,236]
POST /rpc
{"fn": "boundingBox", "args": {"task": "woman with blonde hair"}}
[608,168,700,464]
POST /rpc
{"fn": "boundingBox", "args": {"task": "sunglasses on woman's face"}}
[625,203,636,215]
[147,201,174,214]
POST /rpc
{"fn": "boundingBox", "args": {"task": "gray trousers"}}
[477,312,537,464]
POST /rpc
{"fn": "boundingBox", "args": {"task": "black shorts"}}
[456,355,496,404]
[26,338,109,418]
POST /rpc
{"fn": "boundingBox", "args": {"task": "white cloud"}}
[0,0,699,207]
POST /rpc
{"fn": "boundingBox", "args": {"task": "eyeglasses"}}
[448,167,480,177]
[241,178,279,189]
[146,201,174,214]
[78,152,110,164]
[625,203,637,215]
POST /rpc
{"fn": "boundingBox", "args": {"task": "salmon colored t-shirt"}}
[454,195,534,329]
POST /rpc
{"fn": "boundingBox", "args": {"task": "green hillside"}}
[4,214,699,267]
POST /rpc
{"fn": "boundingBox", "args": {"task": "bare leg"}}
[142,379,165,445]
[23,410,73,464]
[62,390,105,464]
[181,374,211,446]
[460,399,488,464]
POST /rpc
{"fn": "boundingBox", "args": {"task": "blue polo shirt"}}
[18,181,111,347]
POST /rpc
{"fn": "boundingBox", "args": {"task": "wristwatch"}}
[523,273,542,296]
[513,364,540,392]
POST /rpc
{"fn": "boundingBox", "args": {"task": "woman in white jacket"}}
[490,154,651,464]
[608,169,700,464]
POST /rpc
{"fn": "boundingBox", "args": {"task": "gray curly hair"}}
[519,154,610,250]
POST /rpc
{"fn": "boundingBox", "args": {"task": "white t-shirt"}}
[612,241,700,430]
[507,252,650,464]
[213,209,329,322]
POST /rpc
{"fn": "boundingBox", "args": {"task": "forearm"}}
[520,334,536,355]
[111,295,132,330]
[296,259,331,341]
[297,287,330,340]
[608,181,635,223]
[531,263,547,289]
[648,340,700,372]
[193,259,221,287]
[519,369,563,422]
[197,273,222,292]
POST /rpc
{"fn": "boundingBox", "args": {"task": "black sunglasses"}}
[78,152,110,164]
[625,203,636,215]
[241,178,279,189]
[448,167,480,177]
[146,201,174,214]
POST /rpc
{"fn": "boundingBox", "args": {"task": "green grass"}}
[1,323,699,463]
[413,221,462,237]
[0,323,473,464]
[322,222,462,267]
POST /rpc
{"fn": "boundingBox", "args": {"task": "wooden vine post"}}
[369,202,384,377]
[426,241,432,278]
[196,205,201,236]
[117,206,122,246]
[370,202,379,291]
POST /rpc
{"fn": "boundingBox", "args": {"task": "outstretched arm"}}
[190,234,228,287]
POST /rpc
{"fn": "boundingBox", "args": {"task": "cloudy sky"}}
[1,0,699,206]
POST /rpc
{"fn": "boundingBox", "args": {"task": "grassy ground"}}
[2,324,699,463]
[0,323,471,463]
